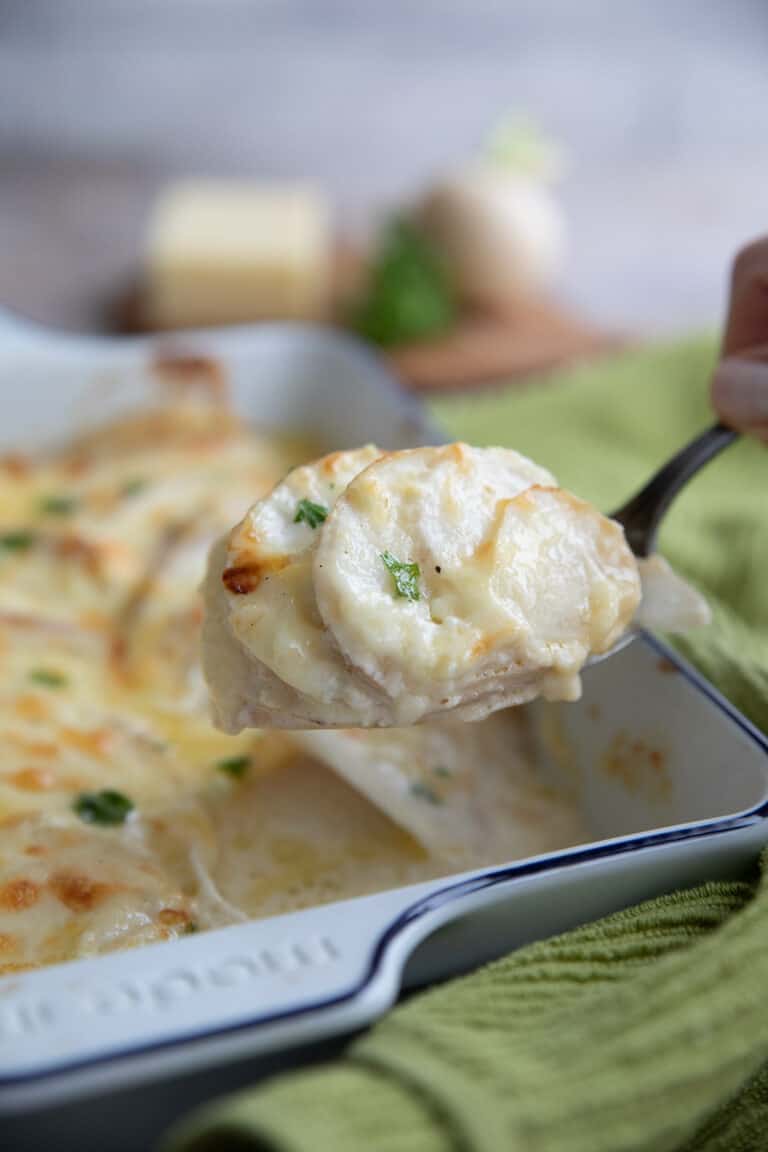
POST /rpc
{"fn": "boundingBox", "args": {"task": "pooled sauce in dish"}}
[0,377,585,974]
[204,443,707,732]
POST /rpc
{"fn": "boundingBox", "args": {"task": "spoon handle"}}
[610,422,739,557]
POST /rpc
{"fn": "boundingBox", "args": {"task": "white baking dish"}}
[0,313,766,1134]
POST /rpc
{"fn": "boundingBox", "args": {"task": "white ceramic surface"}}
[0,314,766,1118]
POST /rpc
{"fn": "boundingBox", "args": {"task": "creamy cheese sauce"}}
[0,379,584,974]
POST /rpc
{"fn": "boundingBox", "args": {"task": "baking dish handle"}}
[0,880,443,1109]
[2,814,766,1115]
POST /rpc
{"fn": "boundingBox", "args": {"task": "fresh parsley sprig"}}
[0,531,35,552]
[216,755,250,779]
[29,668,67,689]
[352,218,455,348]
[381,551,421,601]
[74,789,134,826]
[39,495,78,517]
[294,498,328,530]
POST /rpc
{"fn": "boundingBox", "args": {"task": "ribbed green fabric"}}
[167,339,768,1152]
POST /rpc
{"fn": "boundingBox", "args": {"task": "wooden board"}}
[386,298,628,392]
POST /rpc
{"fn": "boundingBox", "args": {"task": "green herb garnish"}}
[381,551,421,601]
[216,755,251,779]
[409,782,442,805]
[74,789,134,826]
[0,531,35,552]
[434,765,453,778]
[29,668,67,689]
[294,498,328,530]
[352,218,455,347]
[39,495,78,517]
[184,921,199,935]
[122,478,147,498]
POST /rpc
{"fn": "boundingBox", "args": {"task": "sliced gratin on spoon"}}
[202,442,709,731]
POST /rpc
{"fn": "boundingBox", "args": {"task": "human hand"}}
[711,238,768,440]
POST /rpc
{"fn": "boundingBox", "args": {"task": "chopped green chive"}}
[122,478,147,498]
[294,498,328,530]
[0,531,35,552]
[216,755,251,779]
[29,668,67,689]
[74,789,134,826]
[433,765,453,778]
[409,781,442,805]
[39,495,78,517]
[184,921,199,935]
[381,551,421,601]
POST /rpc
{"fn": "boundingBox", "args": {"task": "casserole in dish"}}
[0,313,766,1135]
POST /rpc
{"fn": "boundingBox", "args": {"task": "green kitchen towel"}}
[167,338,768,1152]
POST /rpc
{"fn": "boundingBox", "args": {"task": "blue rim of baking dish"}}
[2,632,767,1091]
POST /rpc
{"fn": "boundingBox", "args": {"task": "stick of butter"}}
[144,181,330,328]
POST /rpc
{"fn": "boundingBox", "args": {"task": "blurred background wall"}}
[0,0,766,333]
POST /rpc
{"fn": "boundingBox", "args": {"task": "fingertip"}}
[712,357,768,433]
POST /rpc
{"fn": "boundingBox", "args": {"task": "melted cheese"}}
[316,446,640,720]
[292,715,585,867]
[0,388,585,975]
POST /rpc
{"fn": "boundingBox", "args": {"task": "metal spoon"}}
[587,422,739,665]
